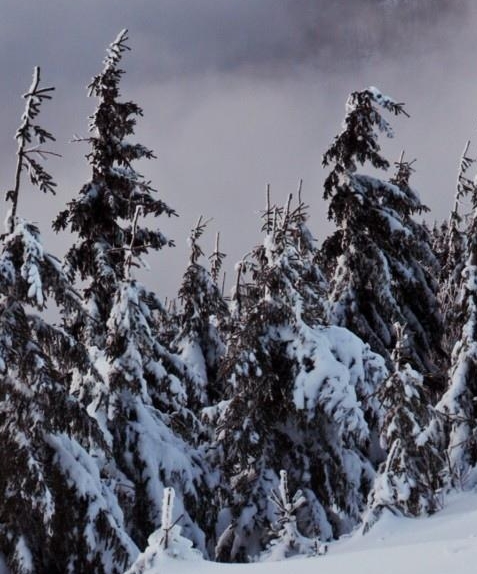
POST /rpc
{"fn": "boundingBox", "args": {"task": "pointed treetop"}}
[457,141,475,194]
[105,29,130,68]
[391,151,416,187]
[447,140,476,261]
[323,86,409,180]
[188,216,211,265]
[209,232,226,284]
[455,140,477,207]
[88,28,130,99]
[262,183,280,235]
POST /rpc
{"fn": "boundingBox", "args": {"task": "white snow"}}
[136,491,477,574]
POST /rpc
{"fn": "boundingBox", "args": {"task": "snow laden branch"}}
[124,205,143,278]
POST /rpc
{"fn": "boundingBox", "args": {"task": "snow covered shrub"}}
[124,488,203,574]
[260,471,326,561]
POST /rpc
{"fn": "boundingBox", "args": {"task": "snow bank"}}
[141,491,477,574]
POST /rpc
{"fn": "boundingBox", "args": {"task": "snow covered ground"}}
[144,492,477,574]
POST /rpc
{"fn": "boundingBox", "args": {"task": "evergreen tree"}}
[437,151,477,485]
[322,87,442,381]
[54,31,210,553]
[102,208,208,550]
[364,325,443,531]
[439,142,474,357]
[53,29,175,348]
[388,155,445,382]
[174,218,228,408]
[0,67,137,574]
[213,193,386,561]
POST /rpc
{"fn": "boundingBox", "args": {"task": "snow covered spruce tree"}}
[54,29,174,348]
[0,67,137,574]
[364,325,443,531]
[438,142,474,357]
[212,192,387,562]
[322,88,442,383]
[173,218,229,408]
[54,31,210,552]
[437,148,477,486]
[102,207,211,550]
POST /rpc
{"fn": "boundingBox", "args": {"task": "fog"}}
[0,0,474,298]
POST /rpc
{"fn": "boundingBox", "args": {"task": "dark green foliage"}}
[174,218,229,407]
[53,29,175,345]
[322,88,442,382]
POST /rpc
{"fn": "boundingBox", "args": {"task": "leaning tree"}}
[322,87,442,382]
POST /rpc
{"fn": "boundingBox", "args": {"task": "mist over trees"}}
[0,27,476,574]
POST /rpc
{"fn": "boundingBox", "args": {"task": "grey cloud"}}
[0,0,466,84]
[0,0,474,299]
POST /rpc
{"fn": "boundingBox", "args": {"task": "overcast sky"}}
[0,0,475,298]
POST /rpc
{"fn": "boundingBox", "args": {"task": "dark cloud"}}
[0,0,467,85]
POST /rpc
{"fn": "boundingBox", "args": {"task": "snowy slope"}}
[139,492,477,574]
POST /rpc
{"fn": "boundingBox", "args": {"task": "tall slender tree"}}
[54,30,210,552]
[437,145,477,485]
[0,67,137,574]
[439,142,474,357]
[173,218,229,408]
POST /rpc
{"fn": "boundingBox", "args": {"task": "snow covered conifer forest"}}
[1,29,477,574]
